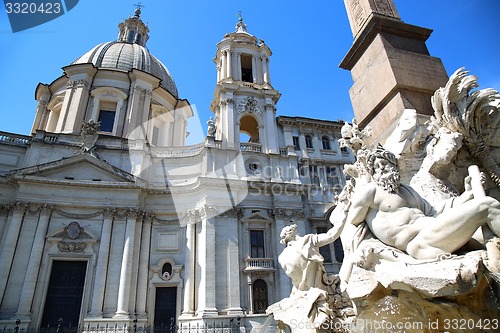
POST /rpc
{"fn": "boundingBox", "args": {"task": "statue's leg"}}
[407,197,500,259]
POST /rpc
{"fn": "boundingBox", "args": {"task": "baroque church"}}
[0,6,356,332]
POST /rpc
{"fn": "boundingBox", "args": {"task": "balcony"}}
[244,257,275,272]
[240,142,262,153]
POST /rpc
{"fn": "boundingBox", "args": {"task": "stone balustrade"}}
[240,142,262,153]
[0,131,30,145]
[244,257,275,271]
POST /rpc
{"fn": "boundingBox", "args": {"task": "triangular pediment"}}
[241,211,272,222]
[8,153,144,185]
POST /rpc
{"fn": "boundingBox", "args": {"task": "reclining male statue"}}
[345,145,500,261]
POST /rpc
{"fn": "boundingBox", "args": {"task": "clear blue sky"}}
[0,0,499,144]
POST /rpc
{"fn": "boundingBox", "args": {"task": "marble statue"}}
[266,203,353,332]
[80,119,100,157]
[345,144,500,260]
[410,126,463,203]
[268,69,500,331]
[430,67,500,188]
[206,117,216,137]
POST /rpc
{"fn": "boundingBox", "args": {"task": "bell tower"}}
[210,16,281,153]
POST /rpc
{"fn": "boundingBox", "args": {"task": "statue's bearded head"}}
[367,145,400,193]
[280,224,298,244]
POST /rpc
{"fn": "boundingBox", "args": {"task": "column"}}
[181,221,196,316]
[222,97,236,149]
[312,132,321,156]
[298,130,309,158]
[0,203,26,304]
[266,58,272,84]
[247,276,254,314]
[257,56,264,84]
[114,210,138,318]
[32,97,49,132]
[61,79,91,133]
[226,217,243,315]
[236,52,242,81]
[196,216,217,316]
[15,205,52,319]
[88,209,114,317]
[263,57,269,84]
[124,86,145,137]
[227,50,232,79]
[221,51,227,80]
[251,55,257,83]
[136,215,152,318]
[265,104,278,153]
[283,126,294,154]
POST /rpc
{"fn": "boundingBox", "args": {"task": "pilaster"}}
[114,210,139,318]
[15,205,53,319]
[88,209,115,317]
[0,203,27,304]
[196,215,218,317]
[135,215,152,318]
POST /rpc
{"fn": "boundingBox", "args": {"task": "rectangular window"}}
[98,110,115,132]
[298,163,305,176]
[292,136,300,150]
[305,135,313,149]
[250,230,265,258]
[325,166,339,187]
[152,126,160,146]
[98,100,117,133]
[309,165,320,185]
[321,136,331,150]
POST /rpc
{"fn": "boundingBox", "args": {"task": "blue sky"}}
[0,0,499,144]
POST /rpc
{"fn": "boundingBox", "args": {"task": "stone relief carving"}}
[66,80,89,90]
[237,97,262,117]
[58,242,87,252]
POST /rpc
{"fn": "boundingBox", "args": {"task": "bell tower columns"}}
[210,17,281,153]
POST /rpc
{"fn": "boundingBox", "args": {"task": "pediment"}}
[8,153,143,185]
[241,211,272,223]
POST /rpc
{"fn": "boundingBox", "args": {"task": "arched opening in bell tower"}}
[240,114,259,143]
[241,54,253,83]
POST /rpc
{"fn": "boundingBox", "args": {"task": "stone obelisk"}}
[340,0,448,144]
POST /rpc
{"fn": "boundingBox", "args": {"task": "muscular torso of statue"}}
[358,183,430,251]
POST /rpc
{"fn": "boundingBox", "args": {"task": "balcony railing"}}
[244,257,274,271]
[240,142,262,153]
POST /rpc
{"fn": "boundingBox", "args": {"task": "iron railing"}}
[2,318,242,333]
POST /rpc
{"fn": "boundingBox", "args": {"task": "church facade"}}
[0,8,353,332]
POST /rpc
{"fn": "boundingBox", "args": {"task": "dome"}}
[72,41,178,97]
